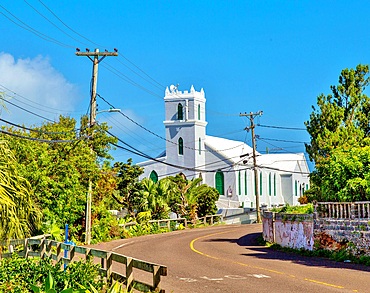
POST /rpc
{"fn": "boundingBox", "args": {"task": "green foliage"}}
[91,207,120,244]
[271,203,313,214]
[0,254,102,292]
[0,140,41,241]
[1,115,116,241]
[305,64,370,201]
[113,159,144,216]
[312,145,370,201]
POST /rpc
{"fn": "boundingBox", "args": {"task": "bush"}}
[0,254,102,292]
[271,203,313,214]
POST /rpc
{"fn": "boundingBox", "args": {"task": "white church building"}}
[138,85,310,208]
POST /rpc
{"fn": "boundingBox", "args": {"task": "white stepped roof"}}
[204,135,256,163]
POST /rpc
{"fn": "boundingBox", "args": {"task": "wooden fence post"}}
[126,257,133,291]
[153,265,161,292]
[167,220,170,231]
[106,252,113,282]
[351,203,356,220]
[40,239,46,259]
[203,216,206,225]
[70,245,75,263]
[210,216,213,225]
[184,219,188,228]
[23,239,29,258]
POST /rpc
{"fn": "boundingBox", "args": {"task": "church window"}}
[178,137,183,155]
[198,104,200,120]
[295,180,298,196]
[149,170,158,183]
[245,171,247,195]
[199,138,201,155]
[177,103,183,120]
[215,171,224,195]
[306,184,308,191]
[260,172,263,195]
[274,174,276,196]
[269,173,271,196]
[238,171,241,195]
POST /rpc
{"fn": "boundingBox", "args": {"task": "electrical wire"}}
[0,118,86,134]
[259,137,308,144]
[257,124,306,131]
[2,98,54,122]
[0,5,74,48]
[97,93,245,153]
[0,129,88,143]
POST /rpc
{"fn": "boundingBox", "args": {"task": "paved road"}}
[91,224,370,292]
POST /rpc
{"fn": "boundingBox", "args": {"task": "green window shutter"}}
[178,137,183,155]
[199,138,201,155]
[295,180,297,196]
[215,171,224,195]
[254,175,257,196]
[245,171,247,195]
[260,172,262,195]
[178,103,183,120]
[274,174,276,196]
[238,171,241,195]
[149,170,158,183]
[306,184,308,191]
[269,173,271,196]
[198,104,200,120]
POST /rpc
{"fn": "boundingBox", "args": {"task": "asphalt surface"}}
[90,224,370,293]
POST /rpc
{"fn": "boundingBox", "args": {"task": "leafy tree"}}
[1,115,116,240]
[0,140,41,241]
[113,159,144,216]
[305,64,370,163]
[305,64,370,202]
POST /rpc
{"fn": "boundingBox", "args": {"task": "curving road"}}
[91,224,370,292]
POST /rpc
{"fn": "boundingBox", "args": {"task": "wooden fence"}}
[0,237,167,292]
[119,215,223,230]
[314,201,370,219]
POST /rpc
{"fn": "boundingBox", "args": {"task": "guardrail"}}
[0,237,167,292]
[119,215,223,229]
[314,201,370,219]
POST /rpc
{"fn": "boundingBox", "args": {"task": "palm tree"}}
[0,140,41,241]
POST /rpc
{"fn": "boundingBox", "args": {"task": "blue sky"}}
[1,0,370,171]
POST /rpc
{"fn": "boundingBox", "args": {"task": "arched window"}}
[274,174,276,196]
[215,171,224,195]
[269,173,271,196]
[177,103,183,120]
[178,137,183,155]
[199,138,201,155]
[149,170,158,183]
[238,171,241,195]
[198,104,201,120]
[260,172,263,195]
[244,171,247,195]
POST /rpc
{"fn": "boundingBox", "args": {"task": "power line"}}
[258,137,308,144]
[0,5,74,48]
[23,0,91,47]
[0,118,86,134]
[0,129,88,143]
[2,98,54,122]
[97,93,245,153]
[257,124,306,131]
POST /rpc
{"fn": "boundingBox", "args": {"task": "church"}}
[137,85,310,208]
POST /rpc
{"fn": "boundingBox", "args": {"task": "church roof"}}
[204,135,256,163]
[256,153,309,174]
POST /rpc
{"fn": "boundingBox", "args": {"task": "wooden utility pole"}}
[240,111,263,222]
[76,49,118,244]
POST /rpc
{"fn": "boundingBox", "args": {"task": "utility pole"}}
[240,111,263,222]
[76,48,118,244]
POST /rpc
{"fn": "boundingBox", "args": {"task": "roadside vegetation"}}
[270,203,313,214]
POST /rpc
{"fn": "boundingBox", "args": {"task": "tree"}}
[113,159,144,216]
[0,140,41,240]
[305,64,370,202]
[1,115,116,240]
[305,64,370,163]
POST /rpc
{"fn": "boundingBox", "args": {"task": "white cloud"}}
[0,52,81,125]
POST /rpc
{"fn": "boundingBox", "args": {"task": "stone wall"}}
[314,218,370,255]
[262,211,274,243]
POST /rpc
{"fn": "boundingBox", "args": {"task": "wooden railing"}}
[314,201,370,219]
[119,215,223,230]
[0,237,167,292]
